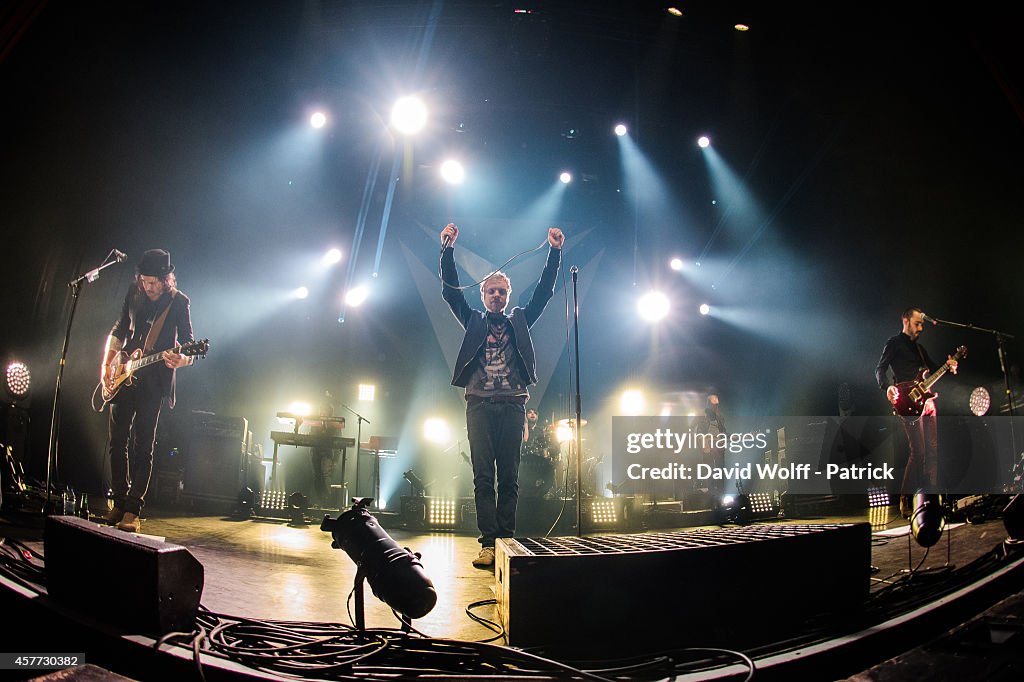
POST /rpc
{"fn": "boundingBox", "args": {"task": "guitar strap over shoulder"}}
[142,289,178,353]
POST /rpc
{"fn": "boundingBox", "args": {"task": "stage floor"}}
[61,502,1017,643]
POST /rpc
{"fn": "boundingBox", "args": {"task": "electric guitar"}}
[101,339,210,403]
[891,345,967,417]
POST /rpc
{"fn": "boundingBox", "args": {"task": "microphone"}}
[441,233,453,249]
[921,312,938,325]
[113,249,127,262]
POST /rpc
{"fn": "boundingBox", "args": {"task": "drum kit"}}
[520,417,597,498]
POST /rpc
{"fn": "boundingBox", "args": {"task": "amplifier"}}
[495,523,870,655]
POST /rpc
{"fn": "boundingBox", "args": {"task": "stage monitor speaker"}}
[496,522,870,656]
[184,414,253,502]
[44,515,204,636]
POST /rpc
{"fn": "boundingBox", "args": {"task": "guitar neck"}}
[128,350,169,373]
[921,363,949,391]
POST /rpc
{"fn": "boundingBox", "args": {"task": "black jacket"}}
[440,246,560,389]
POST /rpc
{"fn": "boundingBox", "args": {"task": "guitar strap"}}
[142,289,178,353]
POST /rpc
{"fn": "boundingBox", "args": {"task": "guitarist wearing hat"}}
[875,307,959,514]
[100,249,194,532]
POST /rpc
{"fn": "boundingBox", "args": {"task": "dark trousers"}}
[108,378,164,515]
[900,414,938,493]
[466,400,525,547]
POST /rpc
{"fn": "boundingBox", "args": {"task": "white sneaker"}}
[472,546,495,568]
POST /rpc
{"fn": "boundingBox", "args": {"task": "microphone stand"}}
[46,250,124,514]
[338,401,370,509]
[927,316,1018,484]
[570,265,584,537]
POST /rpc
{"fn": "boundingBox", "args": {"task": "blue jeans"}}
[466,400,525,546]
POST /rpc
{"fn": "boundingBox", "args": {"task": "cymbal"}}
[555,418,588,428]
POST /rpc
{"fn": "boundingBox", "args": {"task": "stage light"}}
[345,286,368,307]
[699,303,711,316]
[910,493,945,548]
[637,290,669,322]
[310,111,327,129]
[969,387,991,416]
[559,171,572,184]
[391,96,428,135]
[440,159,465,185]
[403,470,427,496]
[323,248,342,265]
[555,424,574,443]
[321,498,438,620]
[423,418,451,444]
[358,384,376,401]
[5,361,30,401]
[720,493,751,523]
[667,7,683,17]
[669,257,684,271]
[698,136,711,148]
[293,286,309,300]
[619,389,646,416]
[734,23,750,32]
[427,498,457,527]
[614,124,627,137]
[288,402,312,418]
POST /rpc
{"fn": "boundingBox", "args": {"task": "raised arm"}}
[439,223,474,329]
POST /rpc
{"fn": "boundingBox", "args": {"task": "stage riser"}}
[44,515,204,636]
[496,523,871,655]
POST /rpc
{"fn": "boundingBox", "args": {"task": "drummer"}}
[522,408,552,459]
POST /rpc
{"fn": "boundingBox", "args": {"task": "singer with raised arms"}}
[99,249,195,533]
[874,306,958,516]
[439,223,563,568]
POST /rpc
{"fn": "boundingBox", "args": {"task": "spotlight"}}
[559,172,572,184]
[358,384,376,401]
[391,95,428,135]
[321,498,437,620]
[614,124,627,137]
[293,286,310,300]
[310,111,327,129]
[323,248,342,265]
[698,136,711,148]
[440,159,465,185]
[289,491,309,525]
[669,257,684,271]
[5,361,31,402]
[910,493,945,548]
[423,418,451,444]
[699,303,711,316]
[403,470,427,496]
[734,23,750,32]
[720,493,751,523]
[288,401,312,418]
[667,7,683,17]
[969,387,991,417]
[555,424,574,443]
[619,389,646,416]
[345,286,369,307]
[637,290,669,322]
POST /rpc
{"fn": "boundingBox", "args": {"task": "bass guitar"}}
[891,345,967,417]
[101,339,209,403]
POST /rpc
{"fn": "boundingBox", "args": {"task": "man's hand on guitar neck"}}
[946,355,958,374]
[163,347,193,369]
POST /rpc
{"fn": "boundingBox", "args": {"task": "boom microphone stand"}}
[46,249,126,513]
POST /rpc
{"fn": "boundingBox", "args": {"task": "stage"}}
[3,496,1024,680]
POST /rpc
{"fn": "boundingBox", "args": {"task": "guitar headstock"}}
[181,339,210,358]
[954,345,968,360]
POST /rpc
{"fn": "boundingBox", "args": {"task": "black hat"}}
[137,249,174,277]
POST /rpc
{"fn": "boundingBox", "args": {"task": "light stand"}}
[46,250,125,514]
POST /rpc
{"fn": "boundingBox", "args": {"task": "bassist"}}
[99,249,194,532]
[874,307,958,513]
